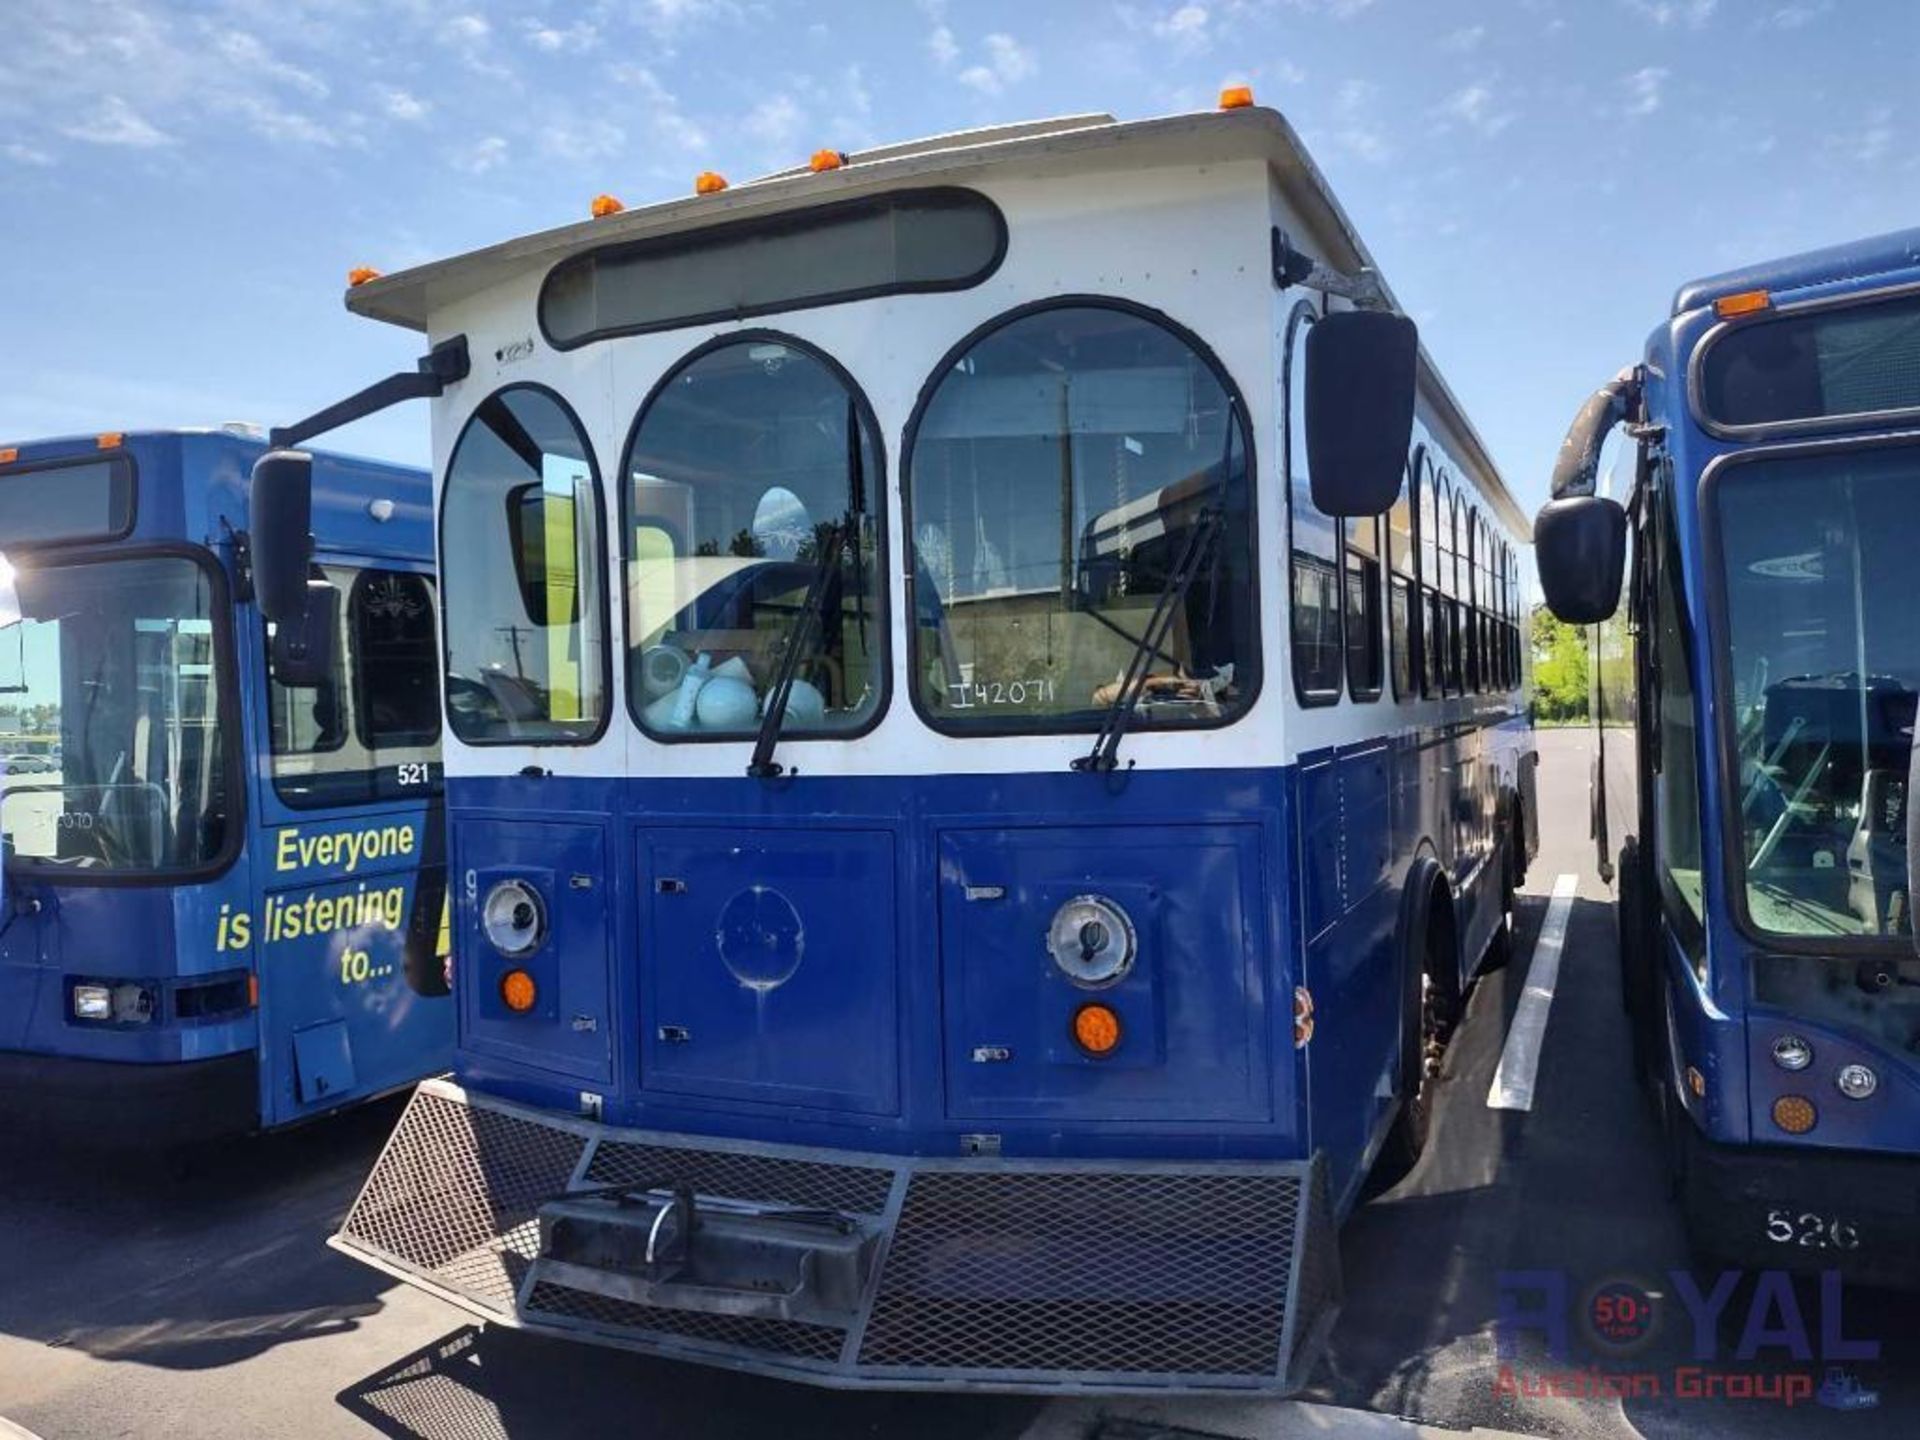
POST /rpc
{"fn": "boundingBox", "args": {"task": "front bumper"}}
[334,1079,1341,1393]
[1680,1122,1920,1288]
[0,1048,257,1148]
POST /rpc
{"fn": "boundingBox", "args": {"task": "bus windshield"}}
[0,553,229,874]
[1715,442,1920,942]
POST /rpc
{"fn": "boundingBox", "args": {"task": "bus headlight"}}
[1835,1064,1878,1101]
[1047,895,1137,987]
[482,879,547,958]
[71,981,155,1024]
[72,984,112,1021]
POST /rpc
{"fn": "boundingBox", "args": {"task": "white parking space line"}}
[1487,873,1580,1113]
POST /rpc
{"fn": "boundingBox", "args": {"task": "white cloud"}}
[1840,108,1894,164]
[744,94,804,149]
[209,30,328,99]
[3,141,55,166]
[608,62,710,152]
[1440,82,1514,137]
[61,95,172,147]
[380,88,429,122]
[1623,65,1669,116]
[639,0,733,35]
[1762,1,1831,28]
[1279,0,1377,16]
[928,23,960,68]
[1151,4,1213,55]
[441,14,490,46]
[1328,126,1390,163]
[1441,24,1486,53]
[958,32,1037,95]
[539,117,626,162]
[1337,78,1375,112]
[522,19,600,53]
[1621,0,1716,28]
[452,135,508,174]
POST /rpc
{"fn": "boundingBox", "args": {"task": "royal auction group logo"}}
[1495,1269,1880,1411]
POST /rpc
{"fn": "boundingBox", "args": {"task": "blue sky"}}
[1,0,1913,512]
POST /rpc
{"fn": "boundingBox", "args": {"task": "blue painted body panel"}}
[0,429,452,1136]
[1619,236,1920,1165]
[447,706,1529,1219]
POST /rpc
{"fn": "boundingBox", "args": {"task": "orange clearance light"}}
[1219,85,1255,110]
[0,448,16,466]
[95,432,124,450]
[1714,288,1771,320]
[1772,1094,1817,1135]
[1686,1064,1707,1098]
[809,148,847,172]
[694,170,729,195]
[501,969,538,1014]
[347,265,382,288]
[1073,1003,1123,1057]
[247,974,260,1008]
[590,193,625,218]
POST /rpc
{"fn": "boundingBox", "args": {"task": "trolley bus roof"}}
[345,104,1527,537]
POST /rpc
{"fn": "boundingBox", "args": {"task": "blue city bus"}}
[1539,228,1920,1284]
[0,427,452,1146]
[275,101,1534,1392]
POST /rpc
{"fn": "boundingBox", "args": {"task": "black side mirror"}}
[270,581,340,687]
[1306,310,1419,518]
[1535,494,1626,624]
[504,481,581,627]
[251,450,314,624]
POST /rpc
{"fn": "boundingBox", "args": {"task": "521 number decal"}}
[395,762,432,787]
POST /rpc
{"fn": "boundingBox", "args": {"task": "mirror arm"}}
[269,335,470,450]
[1272,228,1393,311]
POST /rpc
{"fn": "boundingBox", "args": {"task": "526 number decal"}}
[1765,1209,1860,1250]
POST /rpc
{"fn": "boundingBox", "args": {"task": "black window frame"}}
[902,293,1262,739]
[1342,511,1385,703]
[347,568,444,755]
[437,382,614,748]
[618,328,892,745]
[539,187,1009,351]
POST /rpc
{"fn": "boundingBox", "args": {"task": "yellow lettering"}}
[228,911,251,949]
[276,829,299,871]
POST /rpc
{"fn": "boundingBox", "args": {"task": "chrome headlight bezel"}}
[482,878,548,959]
[1046,894,1138,989]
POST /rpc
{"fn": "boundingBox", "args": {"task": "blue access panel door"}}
[260,812,453,1127]
[939,824,1274,1125]
[459,819,613,1085]
[637,826,900,1117]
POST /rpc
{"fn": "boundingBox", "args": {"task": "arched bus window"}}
[623,334,885,740]
[1491,532,1507,690]
[440,385,609,744]
[1283,300,1342,704]
[1343,510,1383,703]
[1418,456,1444,700]
[1481,517,1498,691]
[1387,456,1416,700]
[1446,481,1466,696]
[906,300,1257,733]
[1463,503,1481,693]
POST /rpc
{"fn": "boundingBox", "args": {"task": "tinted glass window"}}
[1388,463,1416,700]
[0,457,133,547]
[1287,304,1342,702]
[909,304,1255,731]
[268,567,442,807]
[0,554,228,872]
[543,190,1004,347]
[1701,292,1920,429]
[625,338,883,738]
[441,388,608,743]
[1344,514,1382,701]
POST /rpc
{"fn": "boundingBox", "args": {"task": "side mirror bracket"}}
[269,581,341,687]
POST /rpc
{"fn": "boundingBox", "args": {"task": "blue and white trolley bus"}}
[1540,228,1920,1284]
[0,426,451,1145]
[289,100,1534,1391]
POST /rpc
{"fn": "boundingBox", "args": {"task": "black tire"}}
[1616,837,1660,1088]
[1478,806,1520,975]
[1373,880,1461,1190]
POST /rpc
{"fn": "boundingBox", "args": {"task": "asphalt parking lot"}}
[1,729,1913,1440]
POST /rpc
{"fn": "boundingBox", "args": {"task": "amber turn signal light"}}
[501,969,538,1013]
[1073,1003,1122,1056]
[1714,288,1771,319]
[1772,1094,1816,1134]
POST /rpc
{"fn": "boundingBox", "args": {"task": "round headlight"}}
[483,878,547,958]
[1836,1064,1878,1101]
[1771,1034,1813,1072]
[1047,895,1137,988]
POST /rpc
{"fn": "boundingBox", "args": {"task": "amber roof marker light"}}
[590,193,625,218]
[1714,288,1772,320]
[1219,85,1255,110]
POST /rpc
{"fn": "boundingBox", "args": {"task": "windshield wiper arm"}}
[748,516,850,780]
[1071,504,1224,774]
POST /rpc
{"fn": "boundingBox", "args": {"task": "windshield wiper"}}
[1071,503,1225,774]
[748,515,851,780]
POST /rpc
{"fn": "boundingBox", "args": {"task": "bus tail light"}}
[1772,1094,1817,1134]
[1072,1003,1122,1056]
[501,970,538,1013]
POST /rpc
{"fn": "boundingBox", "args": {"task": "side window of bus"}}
[267,568,442,806]
[1650,479,1707,943]
[1343,512,1383,701]
[441,386,609,744]
[1286,301,1342,704]
[1387,460,1416,700]
[1417,457,1443,699]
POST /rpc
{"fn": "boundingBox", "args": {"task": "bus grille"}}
[335,1080,1339,1393]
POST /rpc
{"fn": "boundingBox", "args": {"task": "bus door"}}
[254,564,450,1123]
